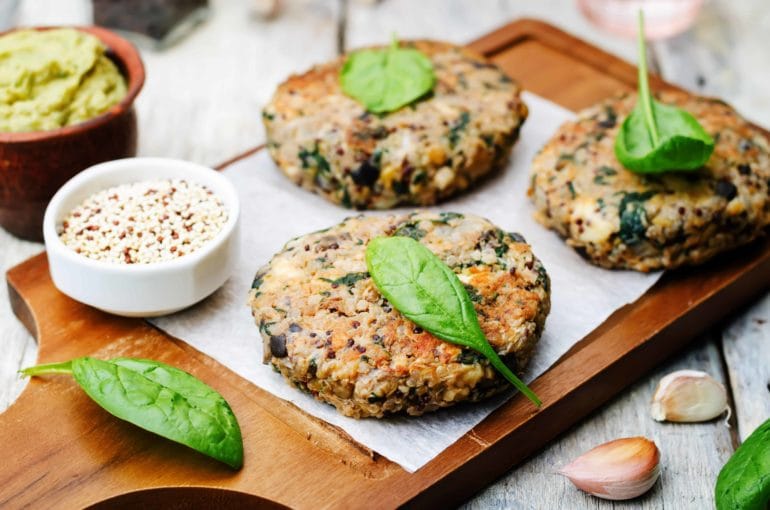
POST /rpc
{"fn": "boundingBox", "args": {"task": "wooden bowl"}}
[0,26,145,241]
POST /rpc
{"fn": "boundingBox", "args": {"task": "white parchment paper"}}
[152,93,662,472]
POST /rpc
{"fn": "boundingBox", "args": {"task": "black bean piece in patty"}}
[715,180,738,200]
[270,334,288,357]
[351,159,380,187]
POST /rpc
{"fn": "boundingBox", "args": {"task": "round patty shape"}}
[529,91,770,272]
[248,212,550,418]
[263,40,528,210]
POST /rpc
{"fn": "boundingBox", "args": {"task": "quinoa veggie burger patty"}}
[262,40,528,209]
[529,91,770,272]
[248,212,550,418]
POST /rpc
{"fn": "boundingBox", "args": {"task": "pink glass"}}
[578,0,704,39]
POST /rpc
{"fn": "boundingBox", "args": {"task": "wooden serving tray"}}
[2,20,769,509]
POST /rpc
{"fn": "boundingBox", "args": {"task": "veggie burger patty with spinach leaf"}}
[262,41,528,209]
[529,91,770,272]
[248,212,550,418]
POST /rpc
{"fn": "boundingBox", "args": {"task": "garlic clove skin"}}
[559,437,661,501]
[650,369,729,423]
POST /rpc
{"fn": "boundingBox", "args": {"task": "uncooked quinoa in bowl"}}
[58,178,228,264]
[43,158,240,317]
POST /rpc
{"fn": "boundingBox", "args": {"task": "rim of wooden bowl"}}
[0,25,145,143]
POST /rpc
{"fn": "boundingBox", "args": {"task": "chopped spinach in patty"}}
[298,145,330,173]
[322,271,369,287]
[394,221,426,240]
[618,191,656,245]
[448,111,471,148]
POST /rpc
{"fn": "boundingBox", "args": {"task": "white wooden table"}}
[3,1,769,508]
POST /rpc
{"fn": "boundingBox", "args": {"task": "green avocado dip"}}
[0,28,127,133]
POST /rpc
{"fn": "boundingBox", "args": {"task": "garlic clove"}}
[559,437,660,500]
[650,369,729,423]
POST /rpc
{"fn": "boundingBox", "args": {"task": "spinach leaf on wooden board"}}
[614,12,714,173]
[715,417,770,510]
[21,357,244,469]
[365,236,541,406]
[340,37,435,114]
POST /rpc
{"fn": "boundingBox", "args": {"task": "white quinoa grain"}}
[59,179,228,264]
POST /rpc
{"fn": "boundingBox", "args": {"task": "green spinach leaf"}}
[365,236,541,406]
[715,417,770,510]
[340,37,435,114]
[21,357,243,469]
[614,12,714,173]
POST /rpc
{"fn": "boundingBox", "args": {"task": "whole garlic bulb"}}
[650,370,729,423]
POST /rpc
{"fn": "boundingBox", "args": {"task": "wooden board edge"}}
[215,144,265,171]
[2,17,769,510]
[85,487,290,509]
[4,252,392,471]
[6,277,38,342]
[356,19,770,507]
[468,18,664,90]
[396,243,770,508]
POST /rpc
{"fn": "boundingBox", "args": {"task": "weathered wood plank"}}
[134,0,341,165]
[0,0,72,414]
[653,0,770,448]
[722,293,770,441]
[463,338,734,509]
[0,2,764,508]
[0,231,41,410]
[343,3,739,507]
[653,0,770,125]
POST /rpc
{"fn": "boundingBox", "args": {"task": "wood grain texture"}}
[722,293,770,441]
[463,338,734,510]
[2,1,769,508]
[0,236,40,409]
[2,20,770,509]
[653,0,770,126]
[342,3,769,507]
[134,0,341,164]
[3,257,403,509]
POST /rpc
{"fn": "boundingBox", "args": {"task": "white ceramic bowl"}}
[43,157,240,317]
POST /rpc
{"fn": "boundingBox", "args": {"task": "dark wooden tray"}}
[2,19,769,509]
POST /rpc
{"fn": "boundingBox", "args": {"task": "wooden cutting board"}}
[2,19,769,509]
